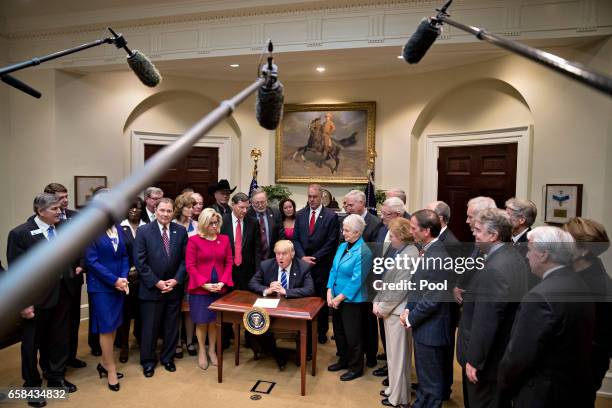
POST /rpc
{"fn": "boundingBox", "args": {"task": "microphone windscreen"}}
[127,50,162,87]
[256,80,284,130]
[403,18,440,64]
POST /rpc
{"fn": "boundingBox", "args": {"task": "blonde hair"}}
[197,208,222,237]
[388,218,413,244]
[173,192,195,220]
[563,217,610,257]
[274,240,295,254]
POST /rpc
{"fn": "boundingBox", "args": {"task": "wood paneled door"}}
[437,143,517,242]
[144,144,219,206]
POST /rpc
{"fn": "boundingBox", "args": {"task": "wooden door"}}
[144,144,218,206]
[437,143,517,242]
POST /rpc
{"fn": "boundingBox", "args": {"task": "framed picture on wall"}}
[75,176,107,208]
[544,184,583,225]
[275,102,376,184]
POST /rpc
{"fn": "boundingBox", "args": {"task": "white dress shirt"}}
[34,216,55,240]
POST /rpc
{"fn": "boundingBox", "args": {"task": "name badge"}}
[30,229,42,236]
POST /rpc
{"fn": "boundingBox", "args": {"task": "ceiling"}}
[63,36,604,82]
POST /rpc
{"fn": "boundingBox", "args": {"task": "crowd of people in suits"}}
[3,179,611,408]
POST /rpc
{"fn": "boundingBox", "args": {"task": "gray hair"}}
[527,226,576,266]
[475,208,512,242]
[251,187,267,198]
[33,193,60,214]
[343,214,366,235]
[231,192,249,204]
[385,188,406,204]
[430,200,451,223]
[468,196,497,214]
[345,189,366,204]
[383,197,405,215]
[144,186,163,198]
[505,197,537,226]
[308,184,323,195]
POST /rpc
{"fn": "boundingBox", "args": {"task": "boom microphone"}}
[255,41,284,130]
[108,27,162,87]
[403,17,441,64]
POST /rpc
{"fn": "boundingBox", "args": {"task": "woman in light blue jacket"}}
[326,214,373,381]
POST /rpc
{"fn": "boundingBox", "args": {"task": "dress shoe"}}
[108,381,120,392]
[91,348,102,357]
[373,365,388,377]
[96,363,124,379]
[382,377,389,386]
[187,343,198,356]
[275,356,288,371]
[381,398,399,407]
[27,398,46,407]
[67,358,87,368]
[340,370,363,381]
[143,367,155,378]
[327,362,347,372]
[377,353,387,360]
[174,347,184,359]
[318,335,328,344]
[163,362,176,372]
[366,359,378,368]
[119,347,129,363]
[47,379,77,393]
[380,390,389,397]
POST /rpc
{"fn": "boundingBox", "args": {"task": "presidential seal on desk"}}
[243,307,270,335]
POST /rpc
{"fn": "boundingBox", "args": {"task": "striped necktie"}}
[281,269,288,290]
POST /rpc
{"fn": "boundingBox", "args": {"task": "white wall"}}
[1,38,611,270]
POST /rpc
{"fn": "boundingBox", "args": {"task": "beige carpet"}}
[0,325,609,407]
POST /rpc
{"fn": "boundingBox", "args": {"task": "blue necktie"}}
[47,226,56,239]
[281,269,288,290]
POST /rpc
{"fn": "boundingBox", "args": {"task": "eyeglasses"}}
[209,221,219,226]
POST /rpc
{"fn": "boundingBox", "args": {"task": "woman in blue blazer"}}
[327,214,373,381]
[85,224,129,391]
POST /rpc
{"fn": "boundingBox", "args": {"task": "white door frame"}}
[130,131,231,180]
[422,126,532,208]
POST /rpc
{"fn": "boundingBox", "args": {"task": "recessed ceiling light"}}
[230,64,239,68]
[316,66,326,72]
[397,55,403,59]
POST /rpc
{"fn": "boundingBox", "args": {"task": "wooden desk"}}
[209,290,325,396]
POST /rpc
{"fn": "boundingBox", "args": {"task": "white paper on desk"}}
[253,298,280,308]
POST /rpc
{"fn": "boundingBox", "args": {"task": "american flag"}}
[365,169,377,215]
[248,176,259,200]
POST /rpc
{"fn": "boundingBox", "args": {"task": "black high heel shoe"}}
[108,382,120,392]
[97,363,124,379]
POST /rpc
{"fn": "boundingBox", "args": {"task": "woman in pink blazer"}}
[186,208,233,370]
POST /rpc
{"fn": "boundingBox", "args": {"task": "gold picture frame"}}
[275,102,376,184]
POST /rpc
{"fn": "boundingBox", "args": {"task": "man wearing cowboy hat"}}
[207,179,236,217]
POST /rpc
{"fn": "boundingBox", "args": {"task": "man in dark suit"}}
[7,193,78,407]
[371,196,406,378]
[248,188,284,260]
[141,186,164,223]
[207,179,236,217]
[400,209,452,408]
[457,208,529,408]
[505,197,539,289]
[293,184,339,344]
[43,183,86,369]
[249,240,314,369]
[221,192,261,290]
[343,189,381,367]
[499,226,595,407]
[135,197,188,378]
[427,200,463,400]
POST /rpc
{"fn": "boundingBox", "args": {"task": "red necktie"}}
[162,226,170,256]
[308,210,316,235]
[234,220,243,266]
